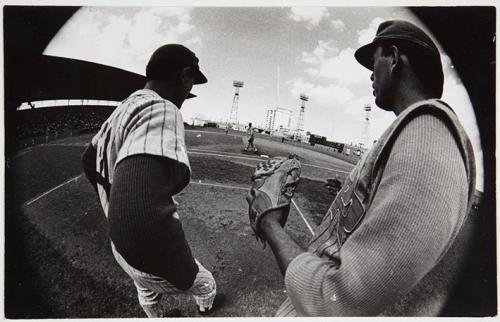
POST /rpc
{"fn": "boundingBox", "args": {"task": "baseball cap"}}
[146,44,208,86]
[355,20,440,70]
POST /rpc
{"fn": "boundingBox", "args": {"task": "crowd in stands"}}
[12,105,114,150]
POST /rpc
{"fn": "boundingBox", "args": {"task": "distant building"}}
[192,119,207,127]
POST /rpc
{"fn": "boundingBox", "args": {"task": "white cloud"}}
[301,41,371,85]
[185,36,203,47]
[318,48,370,85]
[357,17,385,45]
[301,40,338,66]
[288,77,393,145]
[291,29,387,144]
[288,7,329,29]
[331,19,346,32]
[289,78,356,114]
[44,7,198,75]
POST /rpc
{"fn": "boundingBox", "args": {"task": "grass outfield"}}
[5,129,351,318]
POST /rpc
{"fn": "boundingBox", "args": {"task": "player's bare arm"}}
[260,210,304,276]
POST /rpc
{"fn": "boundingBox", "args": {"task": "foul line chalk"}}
[22,175,316,237]
[192,181,248,191]
[188,149,350,175]
[291,199,315,236]
[25,174,82,207]
[188,150,263,162]
[302,163,350,175]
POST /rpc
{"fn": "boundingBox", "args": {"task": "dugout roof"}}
[4,6,146,111]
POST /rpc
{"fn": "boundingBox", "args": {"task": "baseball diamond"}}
[9,129,353,317]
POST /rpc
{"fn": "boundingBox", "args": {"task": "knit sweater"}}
[82,89,199,290]
[107,155,198,291]
[278,99,475,316]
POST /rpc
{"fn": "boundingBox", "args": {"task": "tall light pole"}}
[361,104,371,147]
[296,94,308,139]
[229,80,244,126]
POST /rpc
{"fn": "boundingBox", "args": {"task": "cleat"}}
[198,293,226,315]
[164,308,183,317]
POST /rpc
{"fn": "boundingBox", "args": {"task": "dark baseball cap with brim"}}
[146,44,207,98]
[355,20,440,71]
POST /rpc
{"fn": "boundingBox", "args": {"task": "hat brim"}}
[188,68,206,98]
[193,69,208,84]
[354,42,378,71]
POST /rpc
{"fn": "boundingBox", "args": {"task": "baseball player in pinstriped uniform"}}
[81,44,224,317]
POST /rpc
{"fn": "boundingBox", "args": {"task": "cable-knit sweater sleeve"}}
[108,154,198,290]
[284,113,469,316]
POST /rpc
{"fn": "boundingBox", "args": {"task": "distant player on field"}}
[247,20,476,316]
[81,44,224,318]
[244,122,257,152]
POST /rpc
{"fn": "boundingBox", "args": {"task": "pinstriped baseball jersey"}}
[91,88,190,216]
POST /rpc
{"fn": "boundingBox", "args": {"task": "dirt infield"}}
[5,128,354,318]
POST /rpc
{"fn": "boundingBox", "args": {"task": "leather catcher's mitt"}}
[246,156,301,246]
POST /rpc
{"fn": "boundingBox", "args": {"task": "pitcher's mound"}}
[241,149,259,155]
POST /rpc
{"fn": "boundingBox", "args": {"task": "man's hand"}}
[325,176,343,197]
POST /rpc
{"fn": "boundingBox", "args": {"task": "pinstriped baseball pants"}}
[111,242,216,317]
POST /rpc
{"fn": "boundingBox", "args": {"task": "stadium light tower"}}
[229,80,244,125]
[361,104,371,147]
[296,94,308,137]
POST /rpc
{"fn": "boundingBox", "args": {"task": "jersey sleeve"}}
[108,154,198,290]
[116,99,190,172]
[283,114,469,316]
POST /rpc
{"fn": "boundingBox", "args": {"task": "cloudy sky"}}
[44,6,483,189]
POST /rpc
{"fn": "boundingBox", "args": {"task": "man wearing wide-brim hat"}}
[256,20,476,316]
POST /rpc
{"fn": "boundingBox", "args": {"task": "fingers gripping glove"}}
[325,176,342,196]
[246,156,301,247]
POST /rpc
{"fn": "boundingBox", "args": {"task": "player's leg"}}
[134,257,223,315]
[110,242,180,317]
[134,281,184,317]
[188,259,224,314]
[249,136,257,151]
[111,243,223,316]
[251,140,257,151]
[134,281,164,317]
